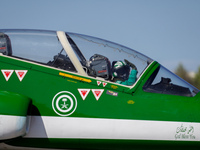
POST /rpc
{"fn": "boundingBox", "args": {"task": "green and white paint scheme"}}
[0,29,199,150]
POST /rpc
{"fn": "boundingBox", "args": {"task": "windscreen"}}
[143,65,199,97]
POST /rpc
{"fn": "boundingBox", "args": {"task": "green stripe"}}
[6,138,200,150]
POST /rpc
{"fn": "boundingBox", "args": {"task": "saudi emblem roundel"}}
[52,91,77,116]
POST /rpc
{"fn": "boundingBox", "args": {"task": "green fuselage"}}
[0,54,200,150]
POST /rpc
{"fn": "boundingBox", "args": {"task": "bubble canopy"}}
[66,32,153,77]
[0,29,198,96]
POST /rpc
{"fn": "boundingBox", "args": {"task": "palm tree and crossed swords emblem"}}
[52,91,77,116]
[60,98,69,109]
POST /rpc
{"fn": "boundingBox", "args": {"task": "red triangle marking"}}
[94,91,101,97]
[1,70,14,81]
[18,72,24,78]
[15,70,28,81]
[97,81,101,86]
[78,89,90,100]
[81,90,87,97]
[92,89,104,101]
[4,71,11,77]
[103,82,107,87]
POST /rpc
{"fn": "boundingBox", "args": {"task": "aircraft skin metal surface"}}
[0,29,199,149]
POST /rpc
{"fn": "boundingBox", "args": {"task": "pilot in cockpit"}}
[112,59,138,86]
[88,54,137,86]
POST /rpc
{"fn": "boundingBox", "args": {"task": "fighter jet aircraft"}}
[0,29,199,150]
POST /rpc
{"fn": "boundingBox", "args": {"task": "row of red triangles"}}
[78,89,104,101]
[1,70,27,81]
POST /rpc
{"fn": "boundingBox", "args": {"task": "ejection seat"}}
[88,54,112,80]
[0,33,12,56]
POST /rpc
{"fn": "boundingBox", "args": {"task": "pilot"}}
[112,59,138,86]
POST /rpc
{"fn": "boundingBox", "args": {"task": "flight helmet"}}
[112,61,130,81]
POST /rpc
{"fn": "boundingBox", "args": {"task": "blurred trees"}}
[193,66,200,89]
[174,63,200,90]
